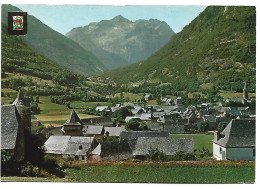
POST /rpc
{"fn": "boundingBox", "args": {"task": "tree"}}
[217,122,226,132]
[249,99,256,110]
[198,121,209,132]
[125,120,149,131]
[113,107,132,119]
[125,119,140,131]
[30,102,40,115]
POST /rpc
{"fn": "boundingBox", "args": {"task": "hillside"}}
[97,6,256,92]
[66,15,174,70]
[1,23,83,88]
[1,4,107,76]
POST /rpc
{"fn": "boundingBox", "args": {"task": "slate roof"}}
[120,131,169,141]
[104,127,126,137]
[44,136,95,155]
[140,113,152,121]
[152,111,165,118]
[1,105,21,150]
[64,110,83,126]
[132,137,194,156]
[84,125,104,135]
[44,135,71,154]
[213,119,255,148]
[81,117,113,125]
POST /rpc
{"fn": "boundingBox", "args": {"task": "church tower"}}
[13,89,31,135]
[12,89,31,160]
[243,82,249,105]
[62,110,83,136]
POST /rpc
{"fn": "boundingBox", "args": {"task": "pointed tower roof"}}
[244,82,247,90]
[64,110,83,126]
[12,89,26,106]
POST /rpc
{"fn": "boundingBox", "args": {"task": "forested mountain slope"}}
[2,4,107,76]
[97,6,256,92]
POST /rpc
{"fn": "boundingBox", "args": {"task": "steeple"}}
[62,110,83,136]
[13,89,27,106]
[243,82,248,100]
[64,110,83,126]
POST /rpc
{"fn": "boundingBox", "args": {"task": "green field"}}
[36,96,99,126]
[114,92,143,100]
[65,163,255,183]
[70,101,112,109]
[220,92,256,100]
[171,134,214,152]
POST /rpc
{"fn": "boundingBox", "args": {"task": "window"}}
[253,149,255,157]
[79,145,82,150]
[82,156,85,160]
[219,147,222,153]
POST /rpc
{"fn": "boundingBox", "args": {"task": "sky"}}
[15,5,206,35]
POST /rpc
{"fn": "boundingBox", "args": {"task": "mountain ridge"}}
[1,4,107,76]
[66,15,174,70]
[95,6,256,92]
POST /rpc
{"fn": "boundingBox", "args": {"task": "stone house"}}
[1,90,31,162]
[44,135,100,161]
[104,127,126,137]
[1,105,25,162]
[213,119,255,160]
[83,125,105,137]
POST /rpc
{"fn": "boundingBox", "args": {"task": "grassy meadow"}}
[220,92,256,100]
[35,96,99,126]
[65,161,255,183]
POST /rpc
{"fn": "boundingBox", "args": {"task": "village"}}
[1,82,256,164]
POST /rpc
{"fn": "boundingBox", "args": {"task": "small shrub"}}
[43,155,59,169]
[20,162,41,177]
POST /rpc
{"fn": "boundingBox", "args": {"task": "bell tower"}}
[243,82,249,105]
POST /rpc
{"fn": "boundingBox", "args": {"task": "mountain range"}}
[97,6,256,92]
[66,15,174,69]
[1,4,107,76]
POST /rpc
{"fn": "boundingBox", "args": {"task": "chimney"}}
[214,131,220,141]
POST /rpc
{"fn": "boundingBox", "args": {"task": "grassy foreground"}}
[65,161,255,183]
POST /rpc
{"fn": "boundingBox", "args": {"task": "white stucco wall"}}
[213,143,255,160]
[213,143,227,160]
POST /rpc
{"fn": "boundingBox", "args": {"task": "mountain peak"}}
[112,15,130,22]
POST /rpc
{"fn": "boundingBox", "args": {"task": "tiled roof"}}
[132,137,194,156]
[104,127,126,137]
[213,119,255,147]
[84,125,104,135]
[44,136,95,155]
[120,131,169,141]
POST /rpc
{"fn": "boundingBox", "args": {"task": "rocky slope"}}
[66,15,174,69]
